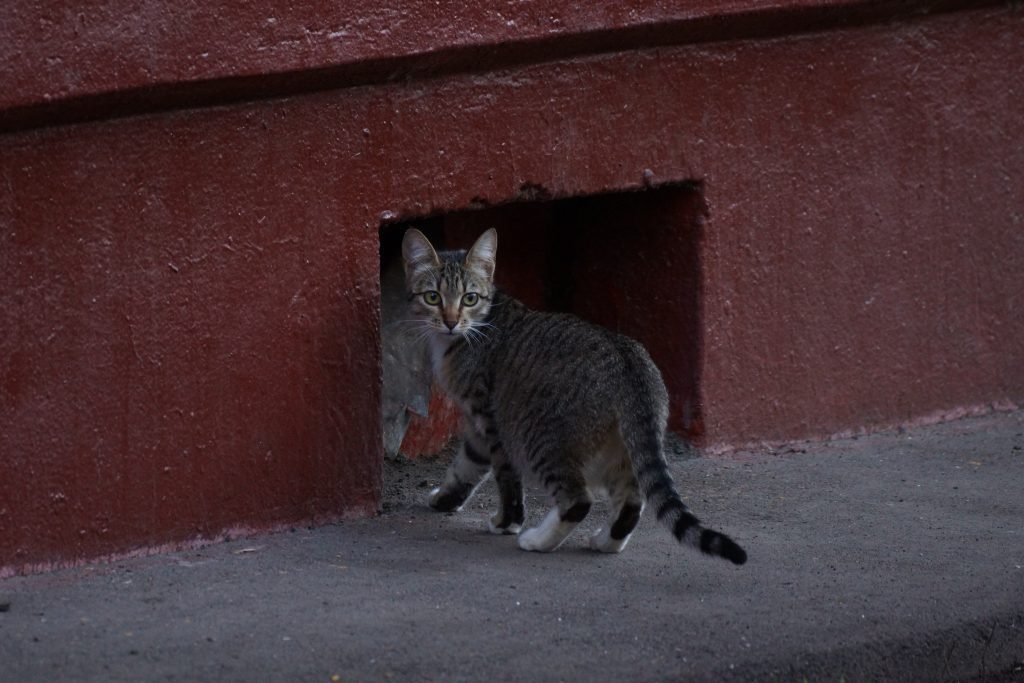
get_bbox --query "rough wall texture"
[2,2,1022,572]
[0,111,383,573]
[0,0,992,132]
[692,13,1024,446]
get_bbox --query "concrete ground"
[2,413,1023,682]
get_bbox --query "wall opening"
[380,182,707,458]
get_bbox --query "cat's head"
[401,228,497,341]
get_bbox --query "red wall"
[0,112,383,572]
[2,1,1022,573]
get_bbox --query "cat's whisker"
[387,319,436,329]
[408,324,440,345]
[399,323,428,339]
[387,323,428,339]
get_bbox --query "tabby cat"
[402,227,746,564]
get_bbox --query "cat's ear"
[402,229,441,284]
[465,228,497,281]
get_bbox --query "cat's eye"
[422,291,442,306]
[462,292,480,307]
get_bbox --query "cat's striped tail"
[641,464,748,565]
[616,344,747,565]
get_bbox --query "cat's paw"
[428,487,464,513]
[488,514,522,535]
[589,527,629,554]
[517,527,552,552]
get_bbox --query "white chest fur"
[428,334,455,386]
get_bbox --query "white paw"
[488,515,522,535]
[428,487,442,505]
[589,527,628,554]
[517,527,550,552]
[427,487,463,512]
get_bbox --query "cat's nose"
[443,318,458,331]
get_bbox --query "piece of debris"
[232,546,264,555]
[0,601,10,613]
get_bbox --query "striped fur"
[403,228,746,564]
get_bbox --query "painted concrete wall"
[2,1,1022,573]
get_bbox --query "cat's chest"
[432,339,491,415]
[429,337,467,391]
[427,336,452,381]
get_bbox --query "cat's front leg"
[487,446,525,535]
[428,436,491,512]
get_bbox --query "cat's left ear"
[465,228,497,281]
[402,228,441,284]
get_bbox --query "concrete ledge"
[0,0,999,132]
[2,412,1021,681]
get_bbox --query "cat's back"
[487,299,662,409]
[494,306,613,373]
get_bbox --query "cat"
[401,227,746,564]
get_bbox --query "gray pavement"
[2,412,1023,682]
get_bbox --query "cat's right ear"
[402,229,441,285]
[465,228,497,281]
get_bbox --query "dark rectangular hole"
[379,182,707,456]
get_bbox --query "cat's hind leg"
[518,473,592,552]
[590,488,644,553]
[488,454,525,534]
[428,437,491,512]
[583,435,644,553]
